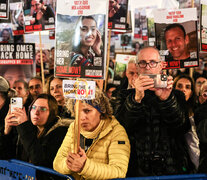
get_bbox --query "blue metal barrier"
[1,159,207,180]
[115,174,207,180]
[0,159,74,180]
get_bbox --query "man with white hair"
[114,46,194,176]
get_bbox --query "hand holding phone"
[10,97,23,124]
[143,74,168,88]
[11,97,23,112]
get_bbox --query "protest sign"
[63,80,96,100]
[154,8,198,69]
[0,0,9,20]
[201,0,207,52]
[23,0,56,32]
[55,0,107,79]
[0,43,36,86]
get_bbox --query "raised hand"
[133,74,154,103]
[92,30,102,56]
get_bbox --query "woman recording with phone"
[0,76,17,159]
[4,94,70,171]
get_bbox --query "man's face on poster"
[4,67,27,87]
[165,27,189,60]
[31,0,42,13]
[35,52,47,66]
[18,12,24,26]
[109,0,117,10]
[80,18,97,47]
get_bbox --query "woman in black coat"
[4,94,71,168]
[0,76,17,160]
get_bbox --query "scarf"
[80,120,105,139]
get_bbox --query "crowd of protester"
[0,46,207,179]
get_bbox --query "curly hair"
[65,88,113,119]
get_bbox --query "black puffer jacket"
[0,98,17,160]
[113,89,194,177]
[195,101,207,173]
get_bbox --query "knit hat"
[0,76,10,92]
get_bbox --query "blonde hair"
[65,88,113,119]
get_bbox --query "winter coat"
[113,89,194,177]
[0,98,17,159]
[16,117,73,168]
[195,101,207,173]
[53,117,130,180]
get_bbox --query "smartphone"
[143,74,168,88]
[10,97,23,113]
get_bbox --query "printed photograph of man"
[155,20,198,69]
[164,23,190,61]
[108,0,128,29]
[24,0,55,32]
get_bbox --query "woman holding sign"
[70,16,103,67]
[53,88,130,179]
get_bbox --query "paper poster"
[108,0,128,30]
[0,43,36,86]
[23,0,56,33]
[113,53,136,85]
[63,80,96,100]
[0,24,14,43]
[154,8,198,69]
[0,0,9,20]
[201,0,207,52]
[134,8,148,41]
[35,47,50,75]
[55,0,107,79]
[10,2,25,36]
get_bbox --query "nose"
[34,108,40,115]
[54,87,58,93]
[171,39,177,47]
[145,64,151,70]
[80,112,86,121]
[85,29,93,38]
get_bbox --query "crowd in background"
[0,46,207,179]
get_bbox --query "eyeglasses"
[29,84,41,90]
[31,105,48,112]
[137,60,161,68]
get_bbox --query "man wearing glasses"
[114,47,194,177]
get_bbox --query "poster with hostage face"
[154,8,199,69]
[0,23,14,43]
[55,0,107,79]
[0,0,9,19]
[23,0,56,32]
[10,2,25,35]
[0,43,36,87]
[201,0,207,52]
[108,0,128,30]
